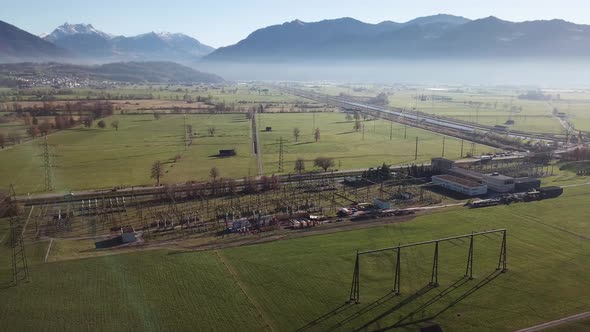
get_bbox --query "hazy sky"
[4,0,590,47]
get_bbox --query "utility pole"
[41,136,54,192]
[183,113,188,151]
[362,124,365,141]
[415,136,419,160]
[312,112,316,135]
[460,139,464,158]
[277,137,285,172]
[404,125,407,139]
[389,122,393,140]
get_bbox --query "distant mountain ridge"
[0,20,68,62]
[0,61,224,84]
[205,14,590,61]
[42,23,215,63]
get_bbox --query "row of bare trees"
[294,157,334,173]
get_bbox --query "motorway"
[277,85,571,143]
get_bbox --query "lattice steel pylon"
[10,216,30,285]
[41,136,54,192]
[7,185,30,285]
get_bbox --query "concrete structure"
[432,175,488,196]
[514,177,541,192]
[482,173,515,193]
[431,157,455,173]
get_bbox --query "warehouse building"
[481,173,515,193]
[432,175,488,196]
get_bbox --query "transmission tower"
[277,137,286,172]
[8,185,29,285]
[40,136,54,192]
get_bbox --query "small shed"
[121,226,136,243]
[373,198,391,209]
[219,149,236,157]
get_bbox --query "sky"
[3,0,590,48]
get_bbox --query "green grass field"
[0,113,494,194]
[258,113,492,174]
[0,114,257,194]
[1,185,589,331]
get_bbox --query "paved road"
[516,311,590,332]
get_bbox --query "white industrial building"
[481,173,515,193]
[432,175,488,196]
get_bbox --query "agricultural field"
[1,185,589,331]
[0,112,494,194]
[258,112,493,173]
[0,113,257,194]
[550,91,590,132]
[306,84,568,134]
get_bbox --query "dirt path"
[215,250,274,331]
[21,206,35,236]
[516,311,590,332]
[44,238,54,262]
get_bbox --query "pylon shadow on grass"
[299,285,434,332]
[0,280,16,290]
[294,303,353,332]
[345,285,436,332]
[372,270,503,331]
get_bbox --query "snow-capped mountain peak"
[45,23,113,42]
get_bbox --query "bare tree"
[293,127,301,142]
[27,126,40,138]
[227,178,237,194]
[8,132,20,145]
[294,158,305,173]
[208,127,216,137]
[39,121,52,136]
[345,113,353,121]
[111,120,119,131]
[314,157,334,172]
[314,128,320,142]
[151,161,163,186]
[153,112,161,120]
[353,120,362,132]
[210,167,219,181]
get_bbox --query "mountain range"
[0,21,215,63]
[43,23,215,63]
[205,14,590,61]
[2,15,590,64]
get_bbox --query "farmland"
[305,84,590,134]
[0,112,493,194]
[1,185,589,331]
